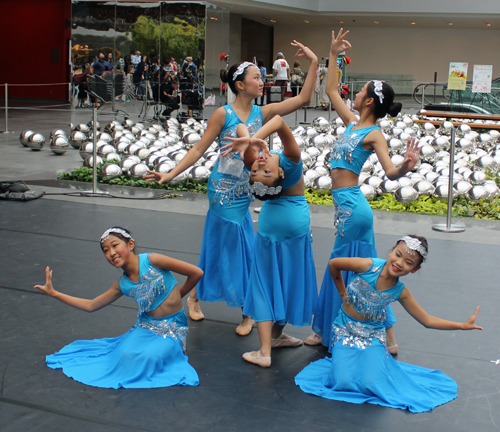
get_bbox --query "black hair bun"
[388,101,402,117]
[220,69,229,83]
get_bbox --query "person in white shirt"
[272,52,290,102]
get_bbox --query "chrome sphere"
[106,152,121,163]
[69,131,87,149]
[334,126,346,137]
[295,136,307,149]
[83,155,103,167]
[394,186,418,203]
[360,184,377,199]
[380,179,400,194]
[475,155,498,172]
[135,148,151,160]
[398,177,413,187]
[27,133,46,151]
[305,169,320,182]
[169,171,188,184]
[422,122,436,136]
[366,175,383,191]
[50,136,70,155]
[378,119,392,132]
[306,127,319,140]
[468,185,489,201]
[388,138,404,155]
[314,175,332,190]
[438,121,454,136]
[420,145,439,163]
[75,123,90,133]
[483,181,500,197]
[409,172,425,185]
[155,161,176,173]
[454,180,472,196]
[190,166,211,181]
[145,153,162,168]
[315,166,329,177]
[391,154,405,168]
[183,133,202,149]
[456,138,474,154]
[79,142,94,159]
[431,136,450,152]
[469,171,487,185]
[129,163,149,179]
[434,184,455,200]
[20,130,35,147]
[361,160,374,175]
[414,180,435,195]
[119,157,138,173]
[98,144,115,157]
[301,152,314,169]
[456,124,471,137]
[50,129,66,140]
[311,134,328,150]
[312,117,330,133]
[293,125,306,137]
[307,146,321,157]
[100,163,122,179]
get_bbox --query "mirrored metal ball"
[468,185,489,201]
[360,184,377,199]
[83,155,103,167]
[414,180,435,196]
[20,130,35,147]
[314,175,332,190]
[394,186,418,203]
[27,133,46,151]
[100,163,122,180]
[50,136,70,155]
[129,163,148,178]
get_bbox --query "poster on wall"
[447,62,468,90]
[472,65,493,93]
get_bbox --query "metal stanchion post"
[432,126,465,233]
[92,108,98,194]
[421,85,425,111]
[2,83,13,134]
[350,84,354,111]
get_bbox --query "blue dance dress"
[312,122,396,349]
[197,104,263,307]
[46,254,199,389]
[296,258,458,413]
[243,151,317,326]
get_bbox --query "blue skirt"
[312,186,396,349]
[46,309,199,389]
[243,196,317,326]
[296,309,458,413]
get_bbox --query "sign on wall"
[472,65,493,93]
[447,62,468,90]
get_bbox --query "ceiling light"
[339,21,344,24]
[374,21,379,24]
[448,22,453,25]
[410,22,416,25]
[270,19,276,23]
[486,23,491,26]
[304,20,309,23]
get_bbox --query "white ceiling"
[208,0,500,29]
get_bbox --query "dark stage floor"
[1,192,500,432]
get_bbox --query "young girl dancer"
[296,235,482,412]
[306,29,420,350]
[34,227,202,389]
[222,116,318,367]
[144,43,318,336]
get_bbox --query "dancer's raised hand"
[463,306,483,330]
[221,137,269,159]
[401,138,421,171]
[34,266,56,297]
[291,40,318,63]
[330,28,352,56]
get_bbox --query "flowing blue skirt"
[46,309,199,389]
[196,182,255,307]
[312,186,395,349]
[296,309,457,413]
[243,196,317,325]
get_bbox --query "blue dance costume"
[46,254,199,389]
[243,151,317,326]
[296,258,457,412]
[312,122,396,349]
[197,104,263,307]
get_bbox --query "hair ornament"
[232,62,254,81]
[100,228,134,243]
[251,182,282,197]
[399,235,427,261]
[372,80,384,104]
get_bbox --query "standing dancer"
[144,43,318,335]
[222,116,318,367]
[305,29,420,351]
[34,227,202,389]
[296,235,482,412]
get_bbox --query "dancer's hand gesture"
[463,306,483,330]
[34,266,56,297]
[221,137,269,159]
[291,40,317,63]
[143,170,173,185]
[330,28,352,56]
[401,138,421,171]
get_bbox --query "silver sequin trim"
[332,320,387,350]
[345,270,398,322]
[121,265,166,314]
[134,317,188,353]
[211,171,252,206]
[329,126,363,164]
[332,195,352,237]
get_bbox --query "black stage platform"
[1,196,499,432]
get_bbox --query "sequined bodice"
[329,122,379,175]
[345,258,404,322]
[119,254,177,314]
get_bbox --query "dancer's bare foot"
[187,296,204,321]
[386,327,397,355]
[304,333,323,346]
[242,350,271,368]
[236,317,255,336]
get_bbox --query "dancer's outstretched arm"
[261,41,318,123]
